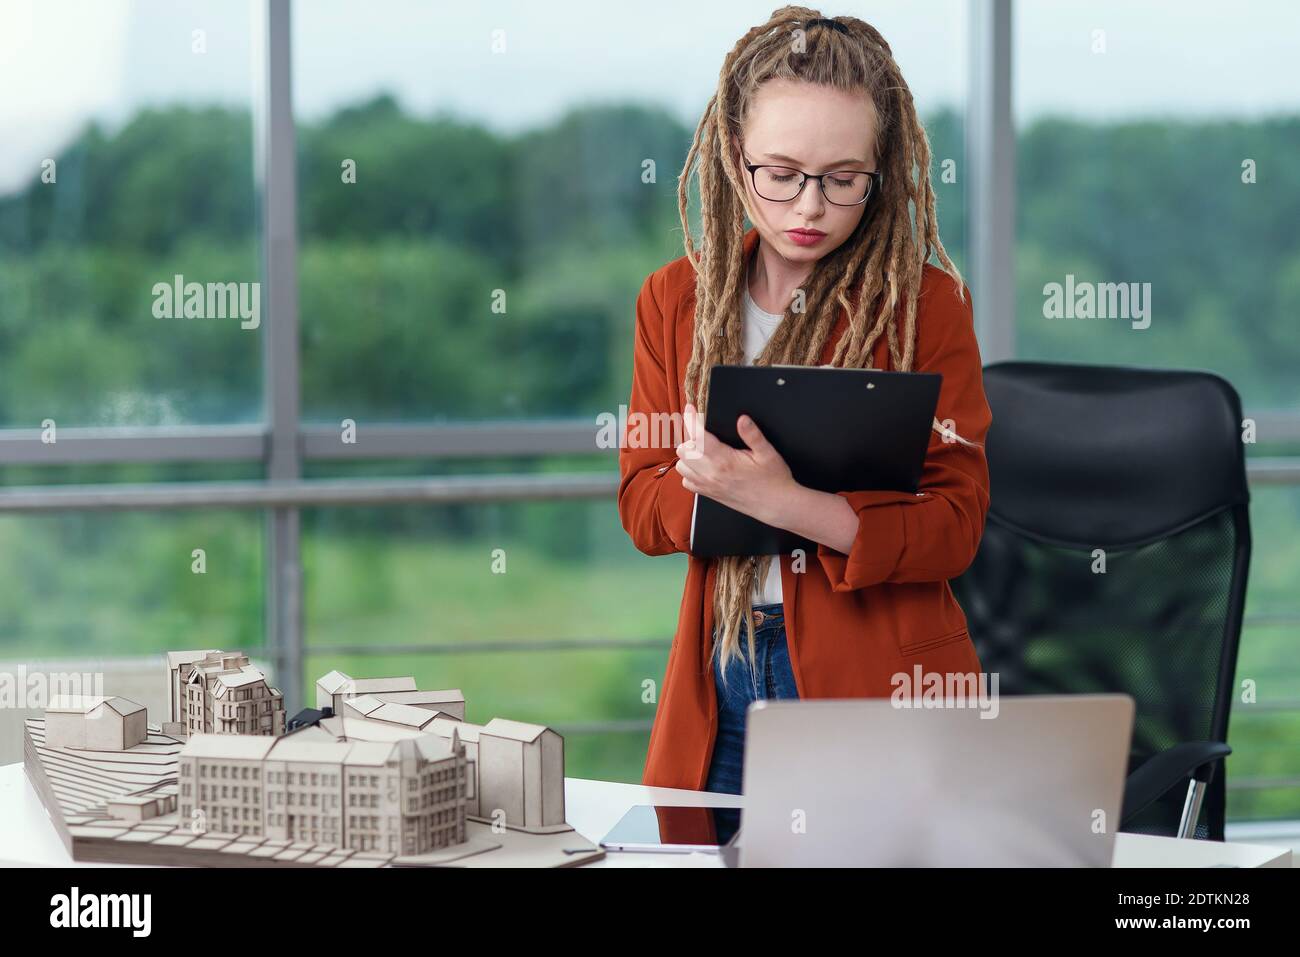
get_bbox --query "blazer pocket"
[898,626,971,656]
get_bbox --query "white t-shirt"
[687,276,788,606]
[743,280,785,605]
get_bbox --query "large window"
[2,0,963,771]
[0,0,262,426]
[291,0,968,423]
[5,0,1290,824]
[287,0,970,777]
[1014,0,1300,821]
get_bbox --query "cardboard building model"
[166,650,285,738]
[316,670,466,720]
[178,725,469,855]
[45,695,148,751]
[24,651,599,867]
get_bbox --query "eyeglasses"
[742,153,881,207]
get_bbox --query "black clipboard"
[689,365,942,557]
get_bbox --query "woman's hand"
[676,401,796,527]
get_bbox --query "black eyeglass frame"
[741,154,882,207]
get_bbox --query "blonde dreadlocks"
[676,7,968,680]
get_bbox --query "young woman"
[618,8,991,794]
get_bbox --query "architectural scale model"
[24,651,602,867]
[164,650,286,738]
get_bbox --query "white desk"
[0,763,1289,868]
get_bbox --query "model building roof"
[102,697,147,717]
[431,716,479,741]
[343,740,402,766]
[482,717,551,743]
[372,702,440,728]
[410,734,457,762]
[342,695,384,717]
[345,698,440,730]
[320,716,425,742]
[165,649,220,669]
[283,724,335,742]
[373,689,464,705]
[181,733,278,760]
[316,670,417,696]
[287,708,329,731]
[189,652,251,675]
[266,737,353,764]
[316,670,351,694]
[212,667,271,692]
[47,694,146,717]
[177,728,457,769]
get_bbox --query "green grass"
[0,499,1296,808]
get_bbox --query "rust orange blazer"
[617,226,992,792]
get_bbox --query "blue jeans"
[704,602,800,798]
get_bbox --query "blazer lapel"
[675,226,876,400]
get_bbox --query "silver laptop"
[735,694,1135,867]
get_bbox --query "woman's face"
[733,78,878,266]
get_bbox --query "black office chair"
[951,361,1251,840]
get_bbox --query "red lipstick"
[786,228,827,247]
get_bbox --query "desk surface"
[0,762,1288,868]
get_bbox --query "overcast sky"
[2,0,1298,193]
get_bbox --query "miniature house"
[23,655,600,868]
[44,695,148,751]
[368,689,466,719]
[171,650,285,737]
[164,649,218,725]
[177,723,468,855]
[380,714,565,828]
[430,716,482,816]
[106,783,178,823]
[310,713,481,811]
[477,719,565,829]
[340,695,447,731]
[315,670,465,720]
[316,670,415,714]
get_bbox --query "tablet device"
[690,365,942,557]
[599,804,742,853]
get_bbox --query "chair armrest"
[1120,740,1232,828]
